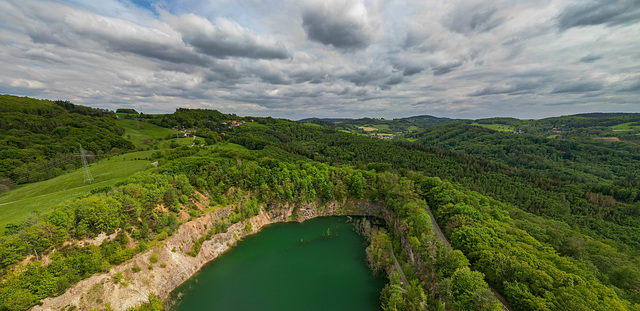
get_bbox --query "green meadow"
[115,114,178,146]
[471,123,515,132]
[0,153,150,229]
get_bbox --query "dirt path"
[425,207,451,246]
[425,207,514,311]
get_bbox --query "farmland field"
[357,126,378,132]
[471,123,515,132]
[610,122,640,131]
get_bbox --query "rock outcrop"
[32,199,384,311]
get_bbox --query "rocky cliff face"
[32,199,384,311]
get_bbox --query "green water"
[170,217,387,311]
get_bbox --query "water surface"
[171,217,386,311]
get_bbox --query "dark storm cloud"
[300,1,377,50]
[341,68,384,86]
[551,81,604,94]
[302,11,370,49]
[403,66,424,76]
[168,15,290,60]
[557,0,640,30]
[389,58,425,76]
[102,39,211,66]
[445,4,505,35]
[289,70,332,84]
[580,54,603,63]
[20,7,212,67]
[384,74,404,86]
[618,79,640,92]
[432,61,464,76]
[252,67,291,85]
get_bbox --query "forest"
[0,95,134,189]
[1,96,639,311]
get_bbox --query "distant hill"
[298,117,353,122]
[300,114,462,134]
[401,114,453,120]
[570,112,640,118]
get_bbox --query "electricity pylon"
[79,144,94,184]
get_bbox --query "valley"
[0,95,639,311]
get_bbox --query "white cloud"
[0,0,638,119]
[10,79,44,89]
[164,13,290,59]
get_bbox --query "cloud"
[551,80,604,94]
[470,80,541,96]
[580,54,603,63]
[13,1,210,66]
[10,79,44,89]
[556,0,640,30]
[402,65,424,76]
[432,61,464,76]
[617,78,640,92]
[0,0,639,120]
[166,14,291,59]
[301,0,379,49]
[444,3,505,35]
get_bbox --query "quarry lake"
[170,216,387,311]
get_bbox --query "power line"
[79,144,94,184]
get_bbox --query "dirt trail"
[389,242,409,288]
[425,207,514,311]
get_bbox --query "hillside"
[302,113,640,143]
[114,114,178,147]
[0,95,134,187]
[1,101,639,311]
[300,115,461,135]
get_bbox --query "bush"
[113,272,124,284]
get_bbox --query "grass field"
[546,135,559,139]
[175,137,196,146]
[0,152,151,229]
[471,123,515,132]
[373,124,390,131]
[358,126,378,132]
[610,122,640,131]
[115,115,177,146]
[0,132,247,230]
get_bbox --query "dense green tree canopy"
[0,95,134,185]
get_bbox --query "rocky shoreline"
[31,199,384,311]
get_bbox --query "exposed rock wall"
[32,199,384,311]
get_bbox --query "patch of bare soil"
[595,137,620,141]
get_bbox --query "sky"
[0,0,639,120]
